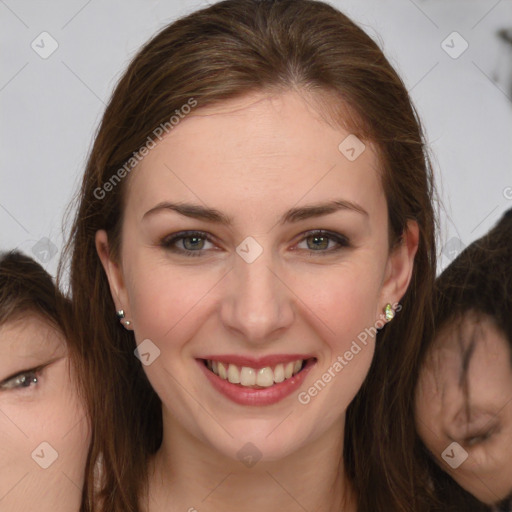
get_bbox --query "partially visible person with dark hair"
[415,208,512,511]
[0,250,91,511]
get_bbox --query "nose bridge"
[442,381,468,439]
[220,249,294,343]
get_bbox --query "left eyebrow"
[280,199,369,224]
[142,199,368,225]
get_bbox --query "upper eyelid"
[463,425,499,445]
[0,358,61,388]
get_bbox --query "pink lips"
[196,356,316,406]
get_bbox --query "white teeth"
[227,364,240,384]
[240,367,256,386]
[218,362,227,379]
[256,367,274,387]
[274,363,285,383]
[206,358,308,388]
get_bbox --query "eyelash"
[0,365,47,392]
[464,428,496,447]
[160,229,350,257]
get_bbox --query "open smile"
[196,356,317,406]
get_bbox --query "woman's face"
[98,90,417,463]
[415,314,512,505]
[0,315,90,510]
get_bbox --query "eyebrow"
[142,199,369,225]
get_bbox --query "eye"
[0,358,62,392]
[296,230,350,254]
[464,428,496,447]
[160,229,350,258]
[0,370,39,390]
[160,231,216,257]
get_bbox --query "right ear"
[95,230,130,314]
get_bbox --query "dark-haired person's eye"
[0,370,39,390]
[465,427,496,447]
[0,358,61,392]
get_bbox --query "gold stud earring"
[384,303,395,322]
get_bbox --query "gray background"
[1,0,511,277]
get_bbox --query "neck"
[145,411,357,512]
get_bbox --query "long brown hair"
[61,1,438,510]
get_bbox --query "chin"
[205,423,309,465]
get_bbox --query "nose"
[219,249,295,345]
[441,383,469,442]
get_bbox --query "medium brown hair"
[0,250,67,328]
[433,208,512,343]
[62,1,438,510]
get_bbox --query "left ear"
[377,220,419,320]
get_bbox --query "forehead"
[434,316,510,365]
[125,90,384,222]
[424,315,512,398]
[0,315,65,358]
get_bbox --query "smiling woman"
[61,1,438,511]
[0,251,90,511]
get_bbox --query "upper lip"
[198,354,315,369]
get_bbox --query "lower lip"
[197,359,316,406]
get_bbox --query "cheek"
[414,375,443,452]
[0,401,89,506]
[0,410,32,497]
[127,260,223,342]
[0,376,90,504]
[290,257,385,347]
